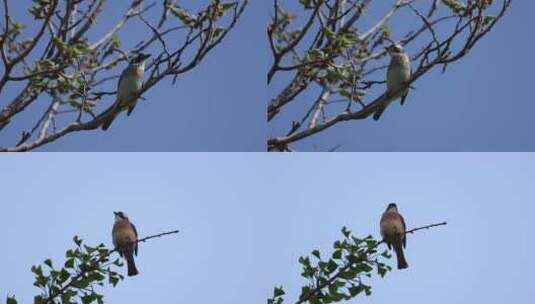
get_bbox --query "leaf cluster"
[6,236,124,304]
[268,227,392,304]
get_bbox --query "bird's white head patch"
[387,44,404,54]
[114,211,129,221]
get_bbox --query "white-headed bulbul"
[101,53,151,130]
[374,44,411,121]
[112,211,139,276]
[380,203,408,269]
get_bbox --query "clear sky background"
[269,0,535,151]
[1,1,266,151]
[1,153,534,303]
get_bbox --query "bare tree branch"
[267,0,512,151]
[0,0,248,151]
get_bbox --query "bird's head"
[386,203,398,211]
[131,53,151,64]
[386,44,404,55]
[114,211,129,221]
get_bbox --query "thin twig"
[43,229,179,304]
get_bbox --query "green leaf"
[111,34,121,49]
[483,15,496,26]
[6,296,17,304]
[73,235,82,246]
[332,249,342,260]
[274,286,285,297]
[311,249,321,259]
[381,24,391,38]
[113,258,123,267]
[81,294,93,304]
[326,259,337,273]
[31,265,41,275]
[341,226,351,238]
[109,274,120,287]
[59,269,71,283]
[348,285,363,296]
[377,264,388,277]
[339,269,357,280]
[169,6,198,27]
[299,0,315,9]
[88,272,105,282]
[221,2,238,11]
[43,259,53,268]
[60,292,72,304]
[33,295,43,304]
[356,263,373,273]
[300,286,312,299]
[65,258,75,268]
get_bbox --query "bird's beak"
[113,211,119,216]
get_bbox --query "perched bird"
[373,44,411,121]
[380,203,408,269]
[101,53,151,130]
[112,211,139,276]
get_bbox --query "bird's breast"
[386,59,411,94]
[380,212,405,240]
[112,221,137,247]
[117,72,144,106]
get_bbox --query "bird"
[380,203,408,269]
[373,43,411,121]
[112,211,139,276]
[101,53,151,131]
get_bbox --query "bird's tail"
[393,243,408,269]
[125,252,139,276]
[101,113,117,131]
[97,98,121,131]
[400,89,409,106]
[373,105,386,121]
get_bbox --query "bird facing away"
[380,203,408,269]
[373,44,411,121]
[112,211,139,276]
[101,53,151,131]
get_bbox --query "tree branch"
[295,221,447,304]
[267,0,512,151]
[0,0,249,151]
[42,229,180,304]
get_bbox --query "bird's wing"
[112,223,118,248]
[373,97,391,121]
[373,105,386,121]
[117,66,128,90]
[99,68,128,130]
[399,66,412,106]
[400,91,408,105]
[109,67,130,112]
[117,68,128,99]
[126,102,137,116]
[131,222,138,256]
[399,213,407,248]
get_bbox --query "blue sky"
[1,153,534,303]
[1,1,266,151]
[269,0,534,151]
